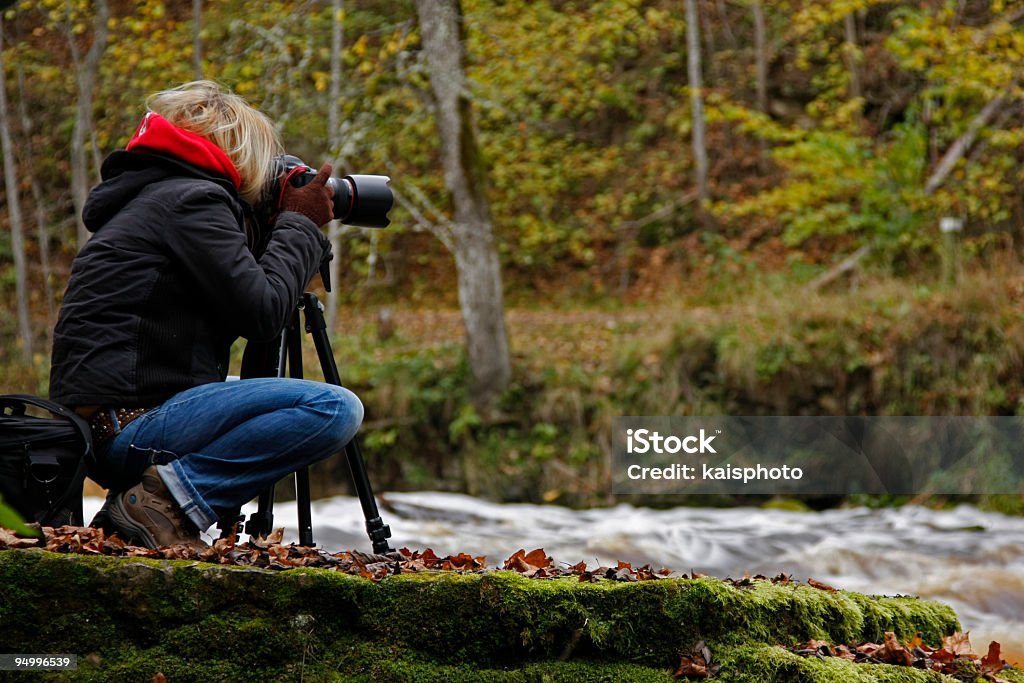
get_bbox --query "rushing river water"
[84,493,1024,663]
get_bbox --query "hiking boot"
[108,466,207,549]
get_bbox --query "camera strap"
[275,165,311,213]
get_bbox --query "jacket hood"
[82,113,244,232]
[128,112,241,189]
[82,150,242,232]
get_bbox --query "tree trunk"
[415,0,511,414]
[843,12,862,102]
[192,0,203,79]
[325,0,344,332]
[17,65,55,336]
[684,0,708,203]
[715,0,737,48]
[751,0,768,114]
[0,18,34,363]
[68,0,109,249]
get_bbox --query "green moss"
[0,550,1009,683]
[845,593,961,646]
[762,498,815,512]
[997,668,1024,683]
[366,660,676,682]
[724,645,952,683]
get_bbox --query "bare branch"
[616,191,699,233]
[807,245,871,292]
[387,182,456,253]
[924,86,1014,195]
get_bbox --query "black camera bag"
[0,394,93,527]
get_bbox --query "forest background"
[1,0,1023,510]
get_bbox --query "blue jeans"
[100,378,364,531]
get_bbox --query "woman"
[49,81,363,548]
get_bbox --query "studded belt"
[86,407,153,448]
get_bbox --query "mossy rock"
[0,549,995,682]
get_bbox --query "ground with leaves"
[1,525,1021,682]
[790,633,1015,683]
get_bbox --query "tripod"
[218,292,393,554]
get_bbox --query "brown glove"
[280,163,334,227]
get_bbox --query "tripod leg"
[280,308,317,546]
[302,293,393,554]
[295,467,314,547]
[217,510,245,540]
[344,438,393,554]
[246,308,304,542]
[245,487,276,540]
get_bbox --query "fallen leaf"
[875,631,915,667]
[807,578,837,592]
[524,548,553,568]
[675,641,721,679]
[674,654,710,678]
[981,641,1005,675]
[941,631,975,657]
[0,528,42,548]
[503,548,553,574]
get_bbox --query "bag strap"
[1,394,86,425]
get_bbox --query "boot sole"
[107,494,159,549]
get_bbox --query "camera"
[273,154,393,228]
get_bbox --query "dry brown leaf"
[906,632,925,651]
[876,631,915,667]
[524,548,553,568]
[675,641,721,679]
[0,527,42,548]
[674,654,711,678]
[941,631,975,657]
[981,641,1006,675]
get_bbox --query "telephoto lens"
[275,155,393,228]
[329,175,393,228]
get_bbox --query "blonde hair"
[146,81,281,203]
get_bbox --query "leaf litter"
[789,631,1014,683]
[0,524,1017,680]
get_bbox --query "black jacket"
[49,151,325,407]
